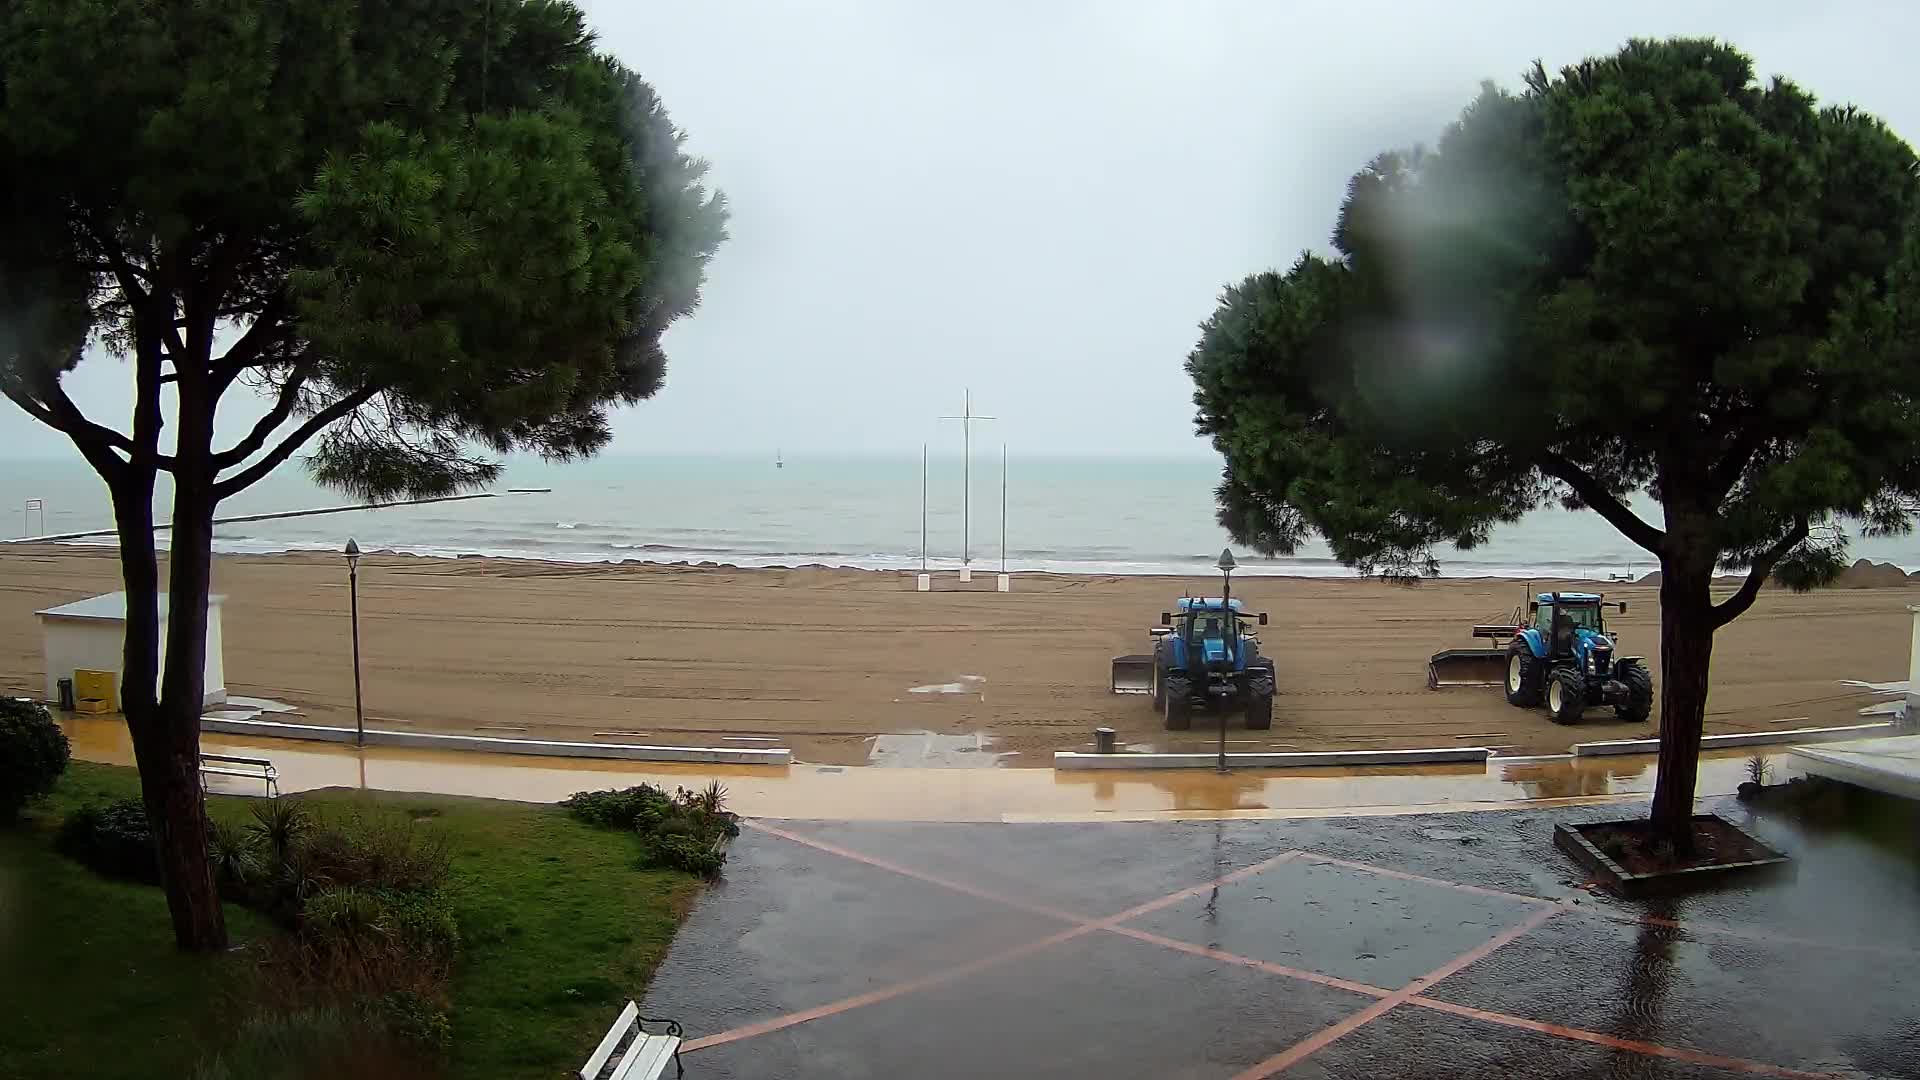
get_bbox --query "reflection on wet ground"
[60,716,1795,822]
[644,798,1920,1078]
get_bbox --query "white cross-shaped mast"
[940,388,996,571]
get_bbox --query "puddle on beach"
[866,731,1015,768]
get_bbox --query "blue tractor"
[1503,592,1653,725]
[1111,598,1275,730]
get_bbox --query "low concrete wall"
[1054,746,1491,770]
[1572,723,1895,757]
[199,717,792,765]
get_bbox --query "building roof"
[36,591,225,622]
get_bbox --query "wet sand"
[0,544,1907,764]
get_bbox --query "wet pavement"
[61,716,1801,822]
[642,796,1920,1079]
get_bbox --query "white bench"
[581,1000,683,1080]
[198,753,279,799]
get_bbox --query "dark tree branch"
[212,359,313,468]
[1711,519,1811,629]
[1,379,131,480]
[1708,426,1767,500]
[1539,451,1667,555]
[212,385,378,500]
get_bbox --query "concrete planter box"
[1554,815,1791,898]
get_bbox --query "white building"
[36,592,227,709]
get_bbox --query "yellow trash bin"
[73,669,118,713]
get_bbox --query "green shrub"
[282,885,458,1001]
[374,990,452,1051]
[561,784,673,830]
[209,819,263,898]
[568,782,737,876]
[0,697,70,822]
[640,831,725,878]
[248,799,312,861]
[295,814,450,895]
[56,798,160,882]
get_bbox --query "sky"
[5,0,1918,461]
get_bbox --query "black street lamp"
[1217,547,1236,774]
[345,537,365,748]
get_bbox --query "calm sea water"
[4,455,1918,578]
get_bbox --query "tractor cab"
[1532,593,1608,658]
[1167,597,1265,672]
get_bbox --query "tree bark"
[1648,549,1716,845]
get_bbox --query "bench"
[198,753,279,799]
[581,1001,683,1080]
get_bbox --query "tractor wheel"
[1505,641,1543,707]
[1245,662,1275,731]
[1548,668,1586,725]
[1615,662,1653,722]
[1163,674,1192,731]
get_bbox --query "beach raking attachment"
[1426,625,1523,688]
[1110,654,1155,695]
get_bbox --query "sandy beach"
[0,544,1908,765]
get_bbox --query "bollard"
[916,573,931,592]
[996,573,1010,592]
[959,567,973,583]
[1095,726,1117,754]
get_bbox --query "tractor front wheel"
[1505,642,1543,707]
[1548,668,1586,725]
[1163,674,1192,731]
[1245,662,1275,731]
[1615,663,1653,722]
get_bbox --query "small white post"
[917,573,932,592]
[960,566,972,583]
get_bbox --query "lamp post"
[345,538,365,748]
[1216,547,1236,774]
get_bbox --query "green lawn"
[0,762,705,1079]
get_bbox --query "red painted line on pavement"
[1301,851,1914,958]
[689,827,1305,1054]
[1406,998,1841,1080]
[1232,903,1569,1079]
[743,820,1086,924]
[1110,926,1392,999]
[705,827,1871,1078]
[1294,852,1554,906]
[681,922,1094,1052]
[1094,851,1302,925]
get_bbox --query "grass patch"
[3,762,706,1080]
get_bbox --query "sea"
[5,454,1919,579]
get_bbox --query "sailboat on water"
[775,448,783,469]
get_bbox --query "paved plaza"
[643,796,1919,1078]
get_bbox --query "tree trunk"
[149,371,227,951]
[109,464,227,951]
[1648,552,1716,845]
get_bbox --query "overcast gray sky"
[5,1,1915,460]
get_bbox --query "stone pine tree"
[1188,38,1920,837]
[0,0,727,949]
